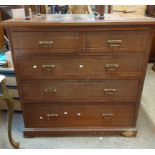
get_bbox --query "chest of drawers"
[1,14,155,137]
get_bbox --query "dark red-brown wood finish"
[1,13,155,137]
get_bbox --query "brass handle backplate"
[105,64,119,71]
[107,40,122,47]
[102,113,114,119]
[39,41,54,48]
[104,89,116,95]
[44,87,57,93]
[42,64,56,71]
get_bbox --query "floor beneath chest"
[0,63,155,149]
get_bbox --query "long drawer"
[12,31,80,55]
[84,30,148,53]
[25,104,134,128]
[20,80,139,102]
[18,54,143,80]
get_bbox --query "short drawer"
[12,31,80,55]
[20,80,139,102]
[18,54,143,80]
[25,104,134,128]
[84,30,148,53]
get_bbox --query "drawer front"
[25,104,134,128]
[21,80,139,102]
[84,31,148,53]
[18,54,143,79]
[12,31,80,54]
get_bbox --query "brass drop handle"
[47,113,59,119]
[104,89,116,95]
[42,64,56,71]
[102,113,114,119]
[39,41,54,48]
[109,44,120,47]
[107,40,122,47]
[105,64,119,71]
[44,87,57,93]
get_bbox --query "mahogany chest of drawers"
[1,14,155,137]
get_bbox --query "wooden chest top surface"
[1,12,155,27]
